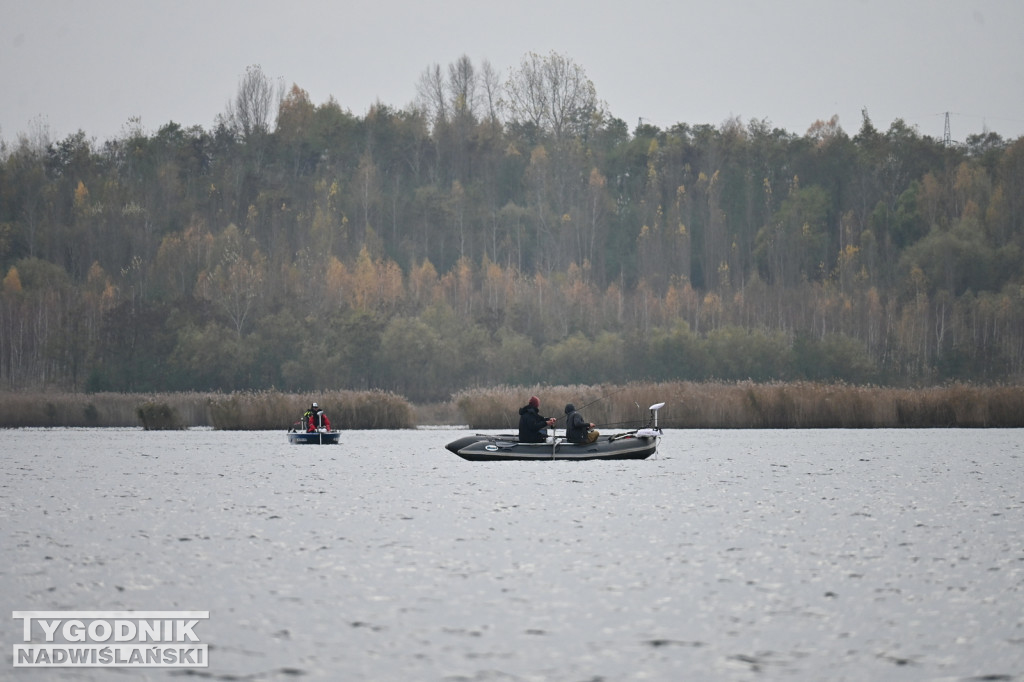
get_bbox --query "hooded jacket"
[518,403,549,443]
[564,403,589,443]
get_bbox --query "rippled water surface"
[2,427,1023,681]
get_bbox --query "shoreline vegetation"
[0,389,415,431]
[1,382,1023,430]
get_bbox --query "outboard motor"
[636,402,664,438]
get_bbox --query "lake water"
[1,427,1023,681]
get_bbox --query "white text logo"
[12,611,209,668]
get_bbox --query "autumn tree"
[276,84,317,176]
[194,225,266,337]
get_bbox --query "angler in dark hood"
[565,403,599,444]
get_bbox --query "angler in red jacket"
[306,402,331,432]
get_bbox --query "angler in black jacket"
[518,396,555,443]
[565,403,599,444]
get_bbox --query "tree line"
[1,54,1022,402]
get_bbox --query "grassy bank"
[0,390,415,430]
[452,381,1024,429]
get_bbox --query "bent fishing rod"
[549,385,635,424]
[588,399,678,431]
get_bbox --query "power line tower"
[943,112,951,146]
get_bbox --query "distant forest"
[1,55,1022,402]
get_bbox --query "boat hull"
[445,433,659,461]
[287,431,340,445]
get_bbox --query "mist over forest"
[2,55,1022,402]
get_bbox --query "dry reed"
[452,382,1024,429]
[455,383,680,431]
[0,392,211,428]
[2,383,1021,430]
[0,390,414,430]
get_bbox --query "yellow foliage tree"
[324,256,349,309]
[2,266,22,295]
[409,258,440,307]
[73,180,89,210]
[351,246,376,311]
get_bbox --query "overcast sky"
[3,0,1023,147]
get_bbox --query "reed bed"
[0,392,212,429]
[0,390,414,430]
[455,383,684,431]
[412,401,466,427]
[2,383,1021,430]
[452,382,1024,430]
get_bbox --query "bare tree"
[503,52,547,131]
[503,51,601,141]
[416,63,448,126]
[447,54,478,122]
[226,64,281,139]
[479,59,502,123]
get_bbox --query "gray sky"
[3,0,1023,146]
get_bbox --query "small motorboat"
[287,424,340,445]
[288,405,338,444]
[446,402,665,461]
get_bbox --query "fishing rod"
[550,385,632,423]
[594,419,652,429]
[593,399,677,431]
